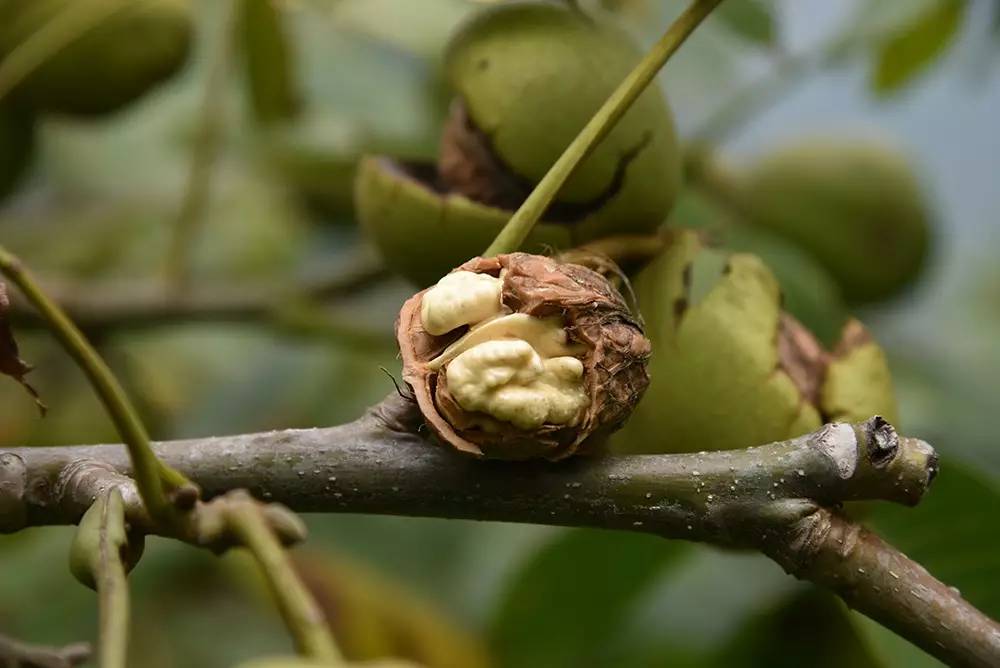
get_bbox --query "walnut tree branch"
[6,253,390,335]
[0,634,90,668]
[3,394,997,666]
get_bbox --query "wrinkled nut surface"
[398,253,651,460]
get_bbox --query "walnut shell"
[397,253,651,460]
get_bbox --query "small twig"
[7,255,391,334]
[69,489,133,668]
[164,0,239,291]
[224,492,341,662]
[0,247,194,527]
[0,634,90,668]
[485,0,726,256]
[0,0,134,104]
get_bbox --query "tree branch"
[5,254,391,335]
[0,634,90,668]
[225,492,340,661]
[69,489,133,668]
[3,394,995,665]
[764,508,1000,668]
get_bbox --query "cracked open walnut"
[397,253,651,460]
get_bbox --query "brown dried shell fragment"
[397,253,651,460]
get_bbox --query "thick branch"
[0,395,934,534]
[1,395,996,666]
[764,508,1000,668]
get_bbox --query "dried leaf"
[0,281,45,415]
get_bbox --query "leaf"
[0,279,45,415]
[289,549,491,668]
[237,0,301,124]
[713,588,885,668]
[850,613,945,668]
[714,0,775,47]
[868,457,1000,620]
[872,0,967,94]
[713,588,883,668]
[490,528,690,668]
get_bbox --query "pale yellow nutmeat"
[420,272,589,430]
[420,271,504,335]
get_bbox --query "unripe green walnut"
[613,230,898,454]
[0,0,193,116]
[356,1,681,286]
[739,140,933,304]
[669,186,850,346]
[0,104,34,203]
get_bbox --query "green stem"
[164,0,238,291]
[484,0,726,257]
[95,492,130,668]
[0,247,192,526]
[0,0,139,103]
[226,497,341,662]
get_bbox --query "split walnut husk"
[397,253,651,460]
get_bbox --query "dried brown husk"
[397,253,651,460]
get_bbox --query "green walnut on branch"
[0,0,193,116]
[614,230,898,454]
[669,186,850,346]
[356,0,681,286]
[736,139,934,305]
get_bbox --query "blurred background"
[1,0,998,666]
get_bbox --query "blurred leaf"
[849,613,944,668]
[289,549,491,668]
[869,457,1000,621]
[714,0,775,47]
[872,0,966,94]
[490,528,689,668]
[237,0,301,124]
[606,548,800,666]
[713,588,883,668]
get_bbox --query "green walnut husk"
[669,186,850,346]
[0,104,34,203]
[0,0,193,116]
[356,0,680,286]
[738,139,933,305]
[613,230,898,454]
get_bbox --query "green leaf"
[490,528,689,668]
[869,457,1000,621]
[714,0,775,47]
[714,588,884,668]
[850,613,945,668]
[872,0,966,94]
